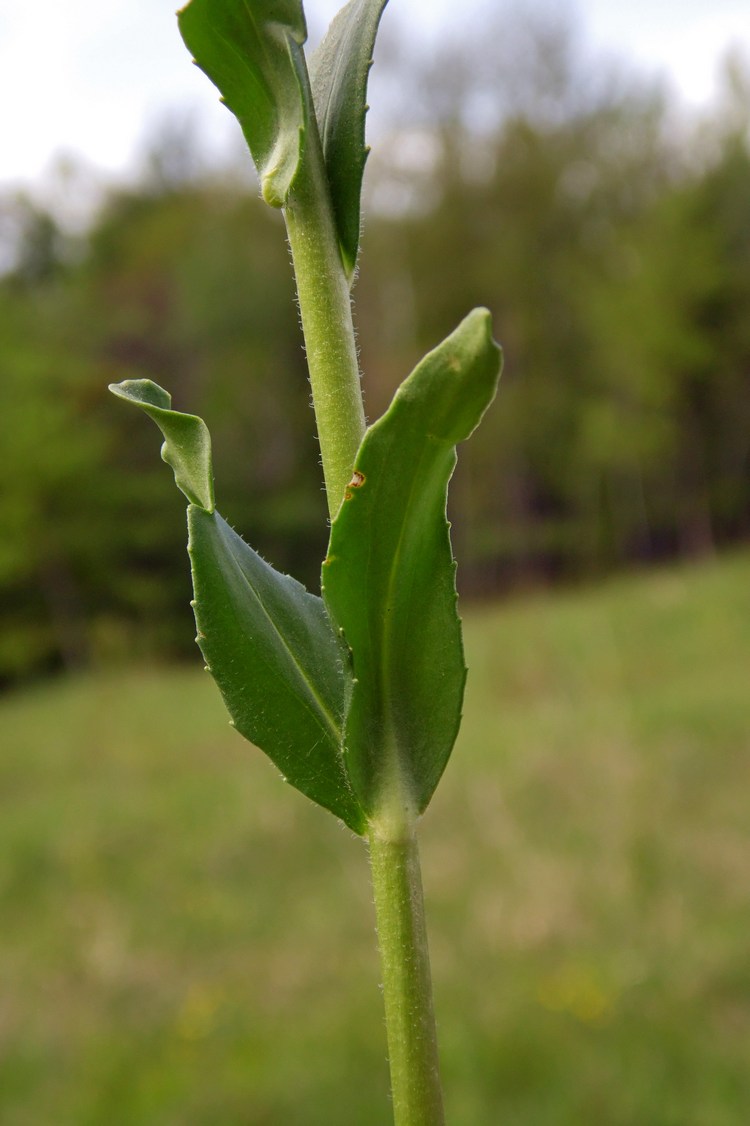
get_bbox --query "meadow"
[2,552,750,1125]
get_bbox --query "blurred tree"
[2,18,749,681]
[0,210,107,676]
[0,153,327,681]
[360,16,749,585]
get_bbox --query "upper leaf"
[309,0,389,277]
[322,309,502,821]
[177,0,308,208]
[109,379,215,511]
[109,378,365,834]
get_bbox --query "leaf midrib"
[215,3,276,124]
[316,1,363,155]
[218,519,344,751]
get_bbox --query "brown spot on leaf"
[344,469,366,501]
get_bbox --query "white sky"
[1,0,749,196]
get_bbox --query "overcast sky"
[2,0,749,197]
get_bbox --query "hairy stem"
[369,828,446,1126]
[284,116,366,519]
[287,77,444,1126]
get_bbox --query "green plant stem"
[369,828,446,1126]
[284,119,366,520]
[286,78,444,1126]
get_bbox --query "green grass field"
[2,553,750,1125]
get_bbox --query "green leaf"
[321,309,502,821]
[109,378,366,834]
[309,0,389,276]
[189,508,365,833]
[108,379,214,511]
[177,0,308,208]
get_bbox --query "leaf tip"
[469,306,503,362]
[109,378,172,411]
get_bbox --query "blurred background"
[2,0,750,1122]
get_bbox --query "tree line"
[2,18,749,681]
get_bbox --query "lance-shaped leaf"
[309,0,389,277]
[108,379,366,834]
[322,309,502,819]
[188,508,365,832]
[177,0,308,208]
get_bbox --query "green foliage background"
[2,14,750,1122]
[1,21,749,685]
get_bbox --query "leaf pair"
[110,311,501,834]
[178,0,388,273]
